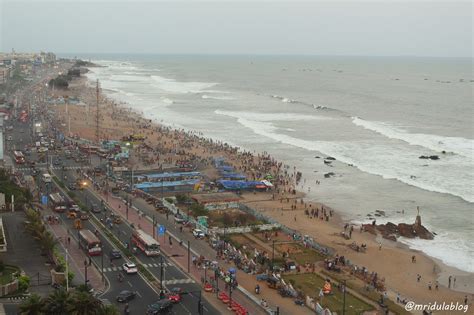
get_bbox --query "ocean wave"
[215,110,331,122]
[271,94,333,111]
[161,98,174,106]
[352,117,474,158]
[217,110,473,203]
[110,74,149,82]
[151,75,217,94]
[201,94,235,101]
[400,234,474,273]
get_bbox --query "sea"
[75,54,473,273]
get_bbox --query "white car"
[123,263,138,274]
[192,229,206,239]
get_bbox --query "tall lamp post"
[271,240,276,272]
[83,259,88,287]
[342,280,347,315]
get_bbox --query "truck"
[42,173,52,183]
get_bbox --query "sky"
[0,0,472,57]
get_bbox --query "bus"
[13,151,25,164]
[79,229,102,256]
[131,229,160,256]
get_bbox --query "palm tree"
[67,291,102,315]
[38,230,57,260]
[43,289,71,314]
[97,304,120,315]
[19,294,44,315]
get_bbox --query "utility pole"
[343,280,347,315]
[95,79,100,144]
[187,240,190,273]
[159,255,165,299]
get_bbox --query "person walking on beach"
[435,281,439,290]
[454,277,457,287]
[417,274,421,282]
[448,275,452,288]
[428,281,432,290]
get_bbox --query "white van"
[42,173,52,183]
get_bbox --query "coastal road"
[57,167,221,315]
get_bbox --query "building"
[192,192,242,210]
[0,67,9,85]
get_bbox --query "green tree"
[67,290,102,315]
[43,289,72,315]
[97,304,120,315]
[18,275,30,293]
[19,294,44,315]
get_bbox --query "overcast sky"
[1,0,472,57]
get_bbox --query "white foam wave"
[352,117,474,158]
[110,74,148,82]
[201,94,235,101]
[151,75,217,94]
[400,234,474,273]
[161,98,174,106]
[215,110,331,122]
[216,110,473,203]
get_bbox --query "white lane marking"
[127,281,132,287]
[136,291,142,298]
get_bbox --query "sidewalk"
[94,189,269,315]
[45,212,105,293]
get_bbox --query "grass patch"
[283,273,374,315]
[320,270,410,315]
[276,243,325,265]
[0,265,20,285]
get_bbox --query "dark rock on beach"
[419,155,440,160]
[326,157,336,161]
[362,214,434,241]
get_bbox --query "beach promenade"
[89,187,278,315]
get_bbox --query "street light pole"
[271,240,275,272]
[83,259,88,287]
[65,249,69,291]
[187,240,191,273]
[343,280,347,315]
[159,255,165,299]
[101,248,104,283]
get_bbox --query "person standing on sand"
[417,274,421,282]
[428,281,432,290]
[448,275,452,288]
[378,242,382,250]
[454,277,457,287]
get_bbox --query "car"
[54,206,67,213]
[174,215,186,224]
[53,159,61,166]
[122,263,138,274]
[79,211,89,220]
[166,287,183,303]
[91,206,101,214]
[7,136,12,141]
[68,183,77,190]
[69,204,80,212]
[109,250,122,260]
[146,299,173,314]
[116,290,137,303]
[192,229,206,239]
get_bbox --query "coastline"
[52,69,473,310]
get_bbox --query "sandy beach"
[51,71,473,313]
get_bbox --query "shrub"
[18,275,30,292]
